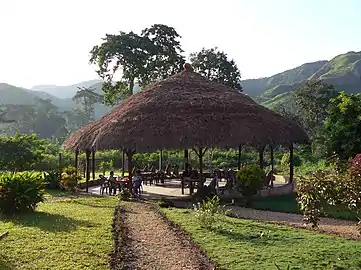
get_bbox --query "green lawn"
[0,196,117,269]
[163,208,361,270]
[235,194,358,221]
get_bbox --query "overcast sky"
[1,0,361,88]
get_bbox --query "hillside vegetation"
[242,51,361,109]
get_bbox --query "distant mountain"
[0,83,43,105]
[31,79,102,99]
[242,51,361,109]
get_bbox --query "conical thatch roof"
[63,64,308,152]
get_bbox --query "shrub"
[60,166,81,192]
[0,172,45,215]
[118,189,132,201]
[281,152,302,167]
[236,165,265,201]
[43,170,61,189]
[157,197,175,208]
[99,160,114,175]
[194,196,230,229]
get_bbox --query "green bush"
[99,160,114,175]
[43,170,61,189]
[236,165,265,201]
[60,166,81,192]
[194,196,230,229]
[118,189,132,201]
[281,152,302,167]
[0,172,45,215]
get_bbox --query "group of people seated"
[100,170,143,196]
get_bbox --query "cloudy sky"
[1,0,361,88]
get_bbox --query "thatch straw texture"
[63,65,308,153]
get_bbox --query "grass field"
[241,194,358,221]
[0,195,117,269]
[162,208,361,270]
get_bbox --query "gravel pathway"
[229,206,360,240]
[110,201,215,270]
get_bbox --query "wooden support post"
[193,147,208,189]
[92,148,96,180]
[85,150,91,193]
[184,149,189,169]
[159,150,163,171]
[122,149,125,177]
[74,149,79,173]
[270,145,274,172]
[238,144,242,170]
[289,143,294,183]
[259,146,265,169]
[126,150,135,191]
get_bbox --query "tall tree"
[321,92,361,161]
[140,24,185,86]
[72,87,102,123]
[90,24,185,105]
[189,47,242,91]
[293,80,337,137]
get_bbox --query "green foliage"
[321,92,361,161]
[60,166,81,192]
[236,165,265,200]
[0,171,45,215]
[194,196,230,229]
[118,189,132,201]
[99,160,114,175]
[280,152,302,167]
[0,134,46,172]
[296,158,361,232]
[190,47,242,90]
[293,80,337,137]
[157,197,175,208]
[90,24,184,105]
[72,86,103,123]
[43,170,61,189]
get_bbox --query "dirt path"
[110,200,215,270]
[229,206,360,240]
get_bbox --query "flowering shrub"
[194,196,230,229]
[60,166,82,192]
[0,172,45,215]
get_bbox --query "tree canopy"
[321,92,361,161]
[189,47,242,90]
[90,24,185,105]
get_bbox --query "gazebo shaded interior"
[63,64,308,192]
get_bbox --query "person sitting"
[264,170,275,188]
[108,171,118,195]
[132,170,143,195]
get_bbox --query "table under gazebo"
[62,63,308,193]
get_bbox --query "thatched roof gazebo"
[63,63,308,191]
